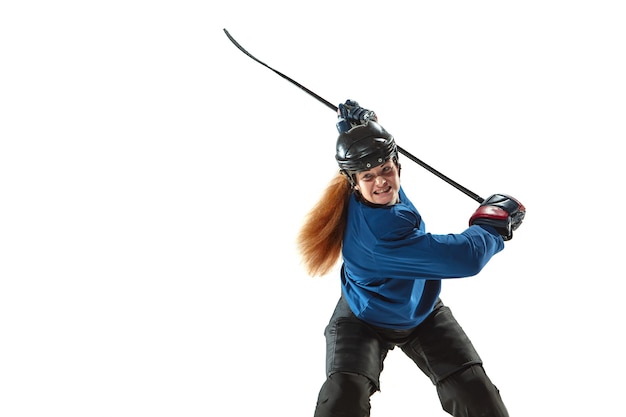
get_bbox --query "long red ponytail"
[297,173,352,277]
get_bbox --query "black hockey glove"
[336,99,378,133]
[469,194,525,241]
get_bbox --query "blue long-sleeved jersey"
[340,187,504,330]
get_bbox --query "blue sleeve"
[372,218,504,280]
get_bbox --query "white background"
[2,1,625,416]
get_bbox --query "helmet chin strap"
[340,169,357,188]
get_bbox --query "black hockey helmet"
[336,121,398,181]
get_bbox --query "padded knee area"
[314,372,374,417]
[437,365,509,417]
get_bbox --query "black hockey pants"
[313,296,509,417]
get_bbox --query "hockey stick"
[223,28,484,203]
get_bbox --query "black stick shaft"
[223,28,484,204]
[223,29,337,112]
[396,145,484,203]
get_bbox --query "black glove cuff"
[471,218,512,241]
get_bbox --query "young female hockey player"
[297,100,525,417]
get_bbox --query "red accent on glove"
[469,205,508,224]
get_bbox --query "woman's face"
[354,160,400,206]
